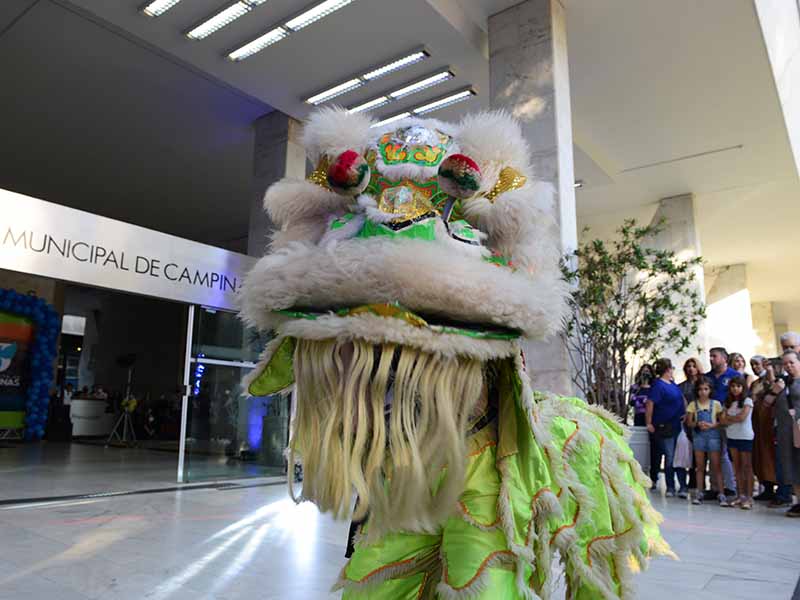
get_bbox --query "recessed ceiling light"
[347,69,454,115]
[348,96,391,114]
[228,26,289,61]
[188,2,250,39]
[228,0,353,60]
[412,89,475,115]
[361,50,429,81]
[187,0,271,40]
[141,0,182,17]
[371,112,412,128]
[306,79,364,105]
[285,0,353,32]
[303,48,430,105]
[389,71,453,99]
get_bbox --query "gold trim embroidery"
[484,166,527,202]
[307,155,332,190]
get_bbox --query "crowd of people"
[629,333,800,517]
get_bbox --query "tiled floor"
[0,445,797,599]
[0,442,278,500]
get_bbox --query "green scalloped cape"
[335,356,671,600]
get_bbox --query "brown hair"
[725,375,747,409]
[694,376,713,396]
[653,358,673,377]
[682,357,702,380]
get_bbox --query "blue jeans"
[651,434,677,492]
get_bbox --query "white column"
[247,111,305,257]
[705,263,758,362]
[648,194,707,365]
[489,0,576,395]
[751,302,778,357]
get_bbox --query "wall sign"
[0,189,256,311]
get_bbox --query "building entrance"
[178,306,286,482]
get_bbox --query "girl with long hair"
[721,376,755,509]
[685,377,726,505]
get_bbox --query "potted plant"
[561,219,705,468]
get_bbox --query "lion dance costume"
[239,108,670,599]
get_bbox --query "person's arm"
[764,379,785,406]
[645,400,655,433]
[685,405,697,428]
[726,402,752,423]
[719,404,730,426]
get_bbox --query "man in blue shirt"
[706,347,740,401]
[705,347,738,496]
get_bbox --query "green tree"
[561,219,705,420]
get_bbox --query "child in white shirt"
[722,376,754,509]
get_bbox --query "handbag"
[673,430,693,469]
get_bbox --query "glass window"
[190,307,268,363]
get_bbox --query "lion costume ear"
[302,106,374,166]
[245,337,296,396]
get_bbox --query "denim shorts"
[693,429,721,453]
[727,438,753,452]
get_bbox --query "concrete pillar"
[751,302,778,357]
[489,0,577,395]
[648,194,707,366]
[704,263,758,362]
[247,111,305,257]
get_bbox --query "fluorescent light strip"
[229,0,354,60]
[188,2,250,39]
[348,69,452,114]
[389,71,453,99]
[412,89,475,114]
[187,0,271,40]
[142,0,182,17]
[307,79,363,104]
[361,51,427,81]
[371,112,412,128]
[305,49,429,105]
[228,26,289,61]
[285,0,353,31]
[348,96,391,114]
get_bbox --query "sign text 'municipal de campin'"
[2,228,240,293]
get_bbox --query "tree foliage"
[561,219,706,419]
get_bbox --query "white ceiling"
[0,0,269,250]
[64,0,491,122]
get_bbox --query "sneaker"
[741,499,753,510]
[718,494,731,507]
[730,497,743,507]
[786,504,800,518]
[665,490,676,498]
[678,490,689,499]
[769,499,791,508]
[754,490,776,502]
[692,493,703,505]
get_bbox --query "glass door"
[177,306,288,482]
